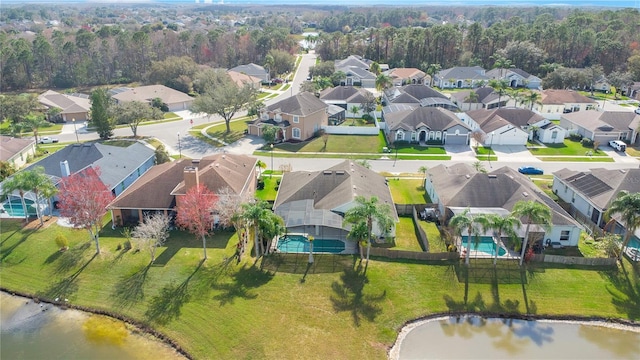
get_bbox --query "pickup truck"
[38,137,59,144]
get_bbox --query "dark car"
[518,166,544,175]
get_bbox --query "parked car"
[609,140,627,152]
[38,137,59,144]
[635,106,640,115]
[518,166,544,175]
[272,78,284,84]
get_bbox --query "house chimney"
[60,161,71,177]
[184,166,199,191]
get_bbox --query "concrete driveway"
[492,145,541,163]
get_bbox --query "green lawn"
[339,119,376,127]
[1,219,639,360]
[419,221,447,252]
[255,176,279,202]
[205,119,253,146]
[393,217,424,251]
[475,146,497,161]
[529,139,608,156]
[274,134,381,153]
[394,145,447,154]
[387,178,429,204]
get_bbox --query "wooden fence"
[412,206,429,252]
[369,247,458,261]
[530,254,616,267]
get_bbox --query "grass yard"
[1,219,639,360]
[531,176,558,201]
[626,146,640,157]
[387,178,429,204]
[255,176,279,202]
[394,144,447,154]
[475,146,497,161]
[538,156,615,162]
[529,139,608,156]
[393,217,424,251]
[339,118,376,127]
[205,119,253,146]
[274,134,381,153]
[419,221,447,252]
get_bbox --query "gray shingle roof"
[562,110,639,133]
[385,107,470,132]
[0,136,35,162]
[319,86,371,103]
[437,66,489,80]
[466,108,545,133]
[428,164,580,227]
[553,168,640,210]
[266,92,328,116]
[274,160,398,221]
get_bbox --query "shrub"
[362,114,373,123]
[568,133,583,141]
[257,178,265,190]
[580,138,594,147]
[55,234,69,251]
[276,178,281,185]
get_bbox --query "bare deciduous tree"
[214,186,249,230]
[131,213,171,264]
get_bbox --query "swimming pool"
[277,235,345,254]
[1,199,37,217]
[462,236,507,257]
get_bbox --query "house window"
[411,132,417,141]
[435,131,441,140]
[429,131,435,140]
[293,128,301,139]
[396,131,404,141]
[560,230,570,242]
[261,112,268,120]
[551,131,558,139]
[293,116,299,123]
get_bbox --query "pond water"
[0,292,185,360]
[391,315,640,360]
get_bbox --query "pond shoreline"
[388,312,640,360]
[1,288,194,360]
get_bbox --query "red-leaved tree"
[58,167,114,254]
[175,184,218,260]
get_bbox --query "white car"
[38,137,59,144]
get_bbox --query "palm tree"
[425,63,441,87]
[1,170,35,222]
[350,105,360,125]
[464,91,479,104]
[525,91,541,111]
[488,79,510,109]
[511,200,552,266]
[256,160,266,177]
[343,196,394,267]
[449,208,478,266]
[475,214,520,265]
[25,167,57,226]
[240,200,271,258]
[347,220,369,261]
[418,165,428,183]
[605,191,640,262]
[11,114,49,144]
[375,73,392,92]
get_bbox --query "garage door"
[445,134,468,145]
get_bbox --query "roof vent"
[192,159,201,164]
[488,174,497,178]
[465,174,470,179]
[323,170,332,175]
[619,169,626,173]
[336,170,345,175]
[522,191,529,197]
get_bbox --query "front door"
[419,131,427,142]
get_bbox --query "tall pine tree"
[90,88,114,139]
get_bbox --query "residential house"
[336,66,377,88]
[228,63,270,83]
[460,108,564,145]
[425,163,582,247]
[109,154,257,226]
[110,85,194,112]
[247,92,328,142]
[383,68,427,86]
[226,70,262,90]
[38,90,91,122]
[319,86,373,117]
[383,84,457,111]
[273,160,399,249]
[0,136,36,169]
[625,82,640,100]
[552,168,640,240]
[383,106,471,145]
[486,68,542,89]
[433,66,489,89]
[560,110,639,145]
[536,89,597,116]
[450,87,508,111]
[335,55,386,72]
[592,75,612,93]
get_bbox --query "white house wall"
[488,126,529,146]
[552,177,601,225]
[539,127,565,144]
[546,225,581,246]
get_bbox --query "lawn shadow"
[601,262,640,320]
[112,264,151,309]
[261,253,352,274]
[211,263,274,306]
[52,241,91,275]
[0,226,37,263]
[330,265,386,327]
[38,253,97,301]
[145,261,203,325]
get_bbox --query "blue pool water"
[628,237,639,250]
[277,235,345,254]
[2,199,37,217]
[462,236,507,257]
